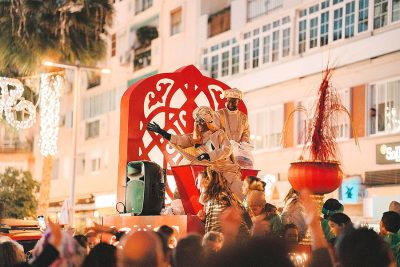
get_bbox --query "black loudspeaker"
[125,161,165,215]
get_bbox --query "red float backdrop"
[118,65,248,204]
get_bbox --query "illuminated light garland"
[0,77,36,130]
[39,74,63,156]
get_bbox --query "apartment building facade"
[27,0,399,224]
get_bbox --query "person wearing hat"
[147,106,244,200]
[217,88,250,144]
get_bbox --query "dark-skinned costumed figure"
[216,88,250,144]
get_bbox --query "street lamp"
[43,61,111,225]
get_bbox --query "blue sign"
[340,177,360,203]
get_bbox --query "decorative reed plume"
[306,68,337,161]
[282,67,358,162]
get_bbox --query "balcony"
[132,25,158,71]
[0,141,33,153]
[134,46,152,71]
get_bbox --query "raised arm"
[146,122,171,140]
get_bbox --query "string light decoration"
[38,74,63,156]
[0,77,37,130]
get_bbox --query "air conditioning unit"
[120,51,132,66]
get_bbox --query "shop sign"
[376,142,400,164]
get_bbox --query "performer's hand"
[147,121,162,134]
[146,122,171,140]
[197,153,210,161]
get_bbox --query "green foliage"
[0,167,39,219]
[0,0,114,77]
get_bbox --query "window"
[247,0,284,21]
[282,28,290,57]
[333,8,343,40]
[211,55,219,78]
[252,38,260,68]
[321,0,330,9]
[392,0,400,21]
[368,78,400,135]
[249,105,284,151]
[333,0,344,4]
[296,90,351,145]
[374,0,388,29]
[321,11,329,46]
[358,0,369,32]
[298,20,307,53]
[262,24,271,31]
[244,43,251,70]
[345,1,355,38]
[86,120,100,140]
[111,34,116,57]
[282,16,291,24]
[272,31,279,62]
[231,46,240,74]
[262,35,270,63]
[52,159,59,180]
[171,7,182,36]
[135,0,153,14]
[310,17,319,48]
[309,4,319,14]
[221,51,229,77]
[208,7,231,38]
[203,57,208,71]
[82,89,118,120]
[91,158,101,173]
[222,40,230,47]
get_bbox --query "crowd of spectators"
[1,184,399,267]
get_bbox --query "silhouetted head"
[337,228,392,267]
[81,242,116,267]
[380,211,400,235]
[206,236,294,267]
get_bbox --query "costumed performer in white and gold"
[217,88,250,143]
[146,106,244,200]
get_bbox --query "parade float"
[104,65,258,237]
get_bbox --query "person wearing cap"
[147,106,244,200]
[217,88,250,144]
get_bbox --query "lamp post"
[43,61,110,225]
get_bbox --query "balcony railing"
[0,141,33,153]
[134,46,152,71]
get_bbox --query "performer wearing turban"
[147,106,244,200]
[217,88,250,144]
